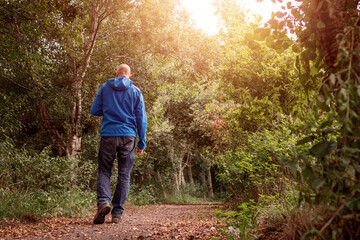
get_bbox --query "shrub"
[0,188,95,220]
[0,139,97,220]
[128,185,156,205]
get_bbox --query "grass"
[161,194,220,204]
[0,188,95,220]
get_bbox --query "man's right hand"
[136,148,144,155]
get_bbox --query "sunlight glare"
[181,0,219,35]
[181,0,286,35]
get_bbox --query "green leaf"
[312,178,325,190]
[292,43,302,53]
[345,197,358,209]
[299,73,309,89]
[247,40,260,50]
[329,74,336,85]
[253,28,271,41]
[301,50,317,61]
[288,161,299,178]
[303,227,326,240]
[346,165,355,179]
[267,18,279,29]
[291,8,301,18]
[282,41,292,50]
[245,32,254,40]
[317,94,325,103]
[287,20,294,28]
[310,65,318,76]
[296,136,313,146]
[266,36,282,50]
[310,141,336,158]
[317,21,326,29]
[303,166,315,183]
[275,48,286,54]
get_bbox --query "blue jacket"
[90,76,147,149]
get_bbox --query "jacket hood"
[106,76,133,91]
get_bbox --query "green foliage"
[0,2,358,239]
[216,185,302,240]
[216,128,296,199]
[216,201,259,240]
[0,139,97,220]
[0,188,95,220]
[0,139,98,191]
[129,185,156,206]
[254,0,360,237]
[0,141,69,191]
[162,194,211,204]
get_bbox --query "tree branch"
[6,79,33,92]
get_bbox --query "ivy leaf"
[291,8,301,18]
[267,18,279,29]
[253,28,271,41]
[292,43,302,53]
[247,40,260,50]
[310,141,336,158]
[282,41,292,50]
[287,20,294,29]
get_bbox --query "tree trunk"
[187,154,194,186]
[66,83,83,158]
[207,163,214,198]
[66,3,102,158]
[169,146,179,192]
[156,171,167,198]
[178,153,187,186]
[200,170,208,198]
[38,99,66,156]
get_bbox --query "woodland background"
[0,0,359,239]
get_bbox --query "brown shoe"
[93,202,111,224]
[111,216,121,223]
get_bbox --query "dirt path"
[0,204,224,239]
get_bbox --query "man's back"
[91,76,147,149]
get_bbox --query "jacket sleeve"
[90,85,104,116]
[134,90,147,149]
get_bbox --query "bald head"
[116,64,132,78]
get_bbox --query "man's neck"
[116,74,130,78]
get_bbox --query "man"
[90,64,147,224]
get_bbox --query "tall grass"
[0,188,95,220]
[0,140,97,220]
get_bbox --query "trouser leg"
[96,136,116,206]
[111,136,135,217]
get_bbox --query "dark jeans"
[96,136,135,217]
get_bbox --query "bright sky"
[181,0,284,35]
